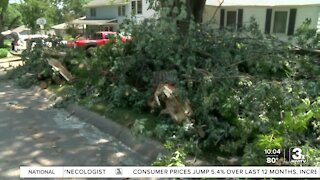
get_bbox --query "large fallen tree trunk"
[43,48,67,59]
[292,47,320,56]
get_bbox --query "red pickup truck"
[67,31,129,49]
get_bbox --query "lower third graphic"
[289,147,307,164]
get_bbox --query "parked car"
[67,31,131,56]
[66,31,130,55]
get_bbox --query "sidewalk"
[0,80,150,179]
[31,85,165,164]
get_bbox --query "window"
[131,0,142,15]
[220,9,243,30]
[137,0,142,14]
[90,8,96,17]
[226,11,237,27]
[131,1,136,15]
[118,6,126,16]
[273,11,288,33]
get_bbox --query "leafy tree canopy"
[19,0,88,33]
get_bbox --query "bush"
[0,48,9,58]
[63,34,74,41]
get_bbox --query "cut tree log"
[47,58,74,82]
[39,80,48,89]
[292,47,320,56]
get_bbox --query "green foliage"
[3,3,22,28]
[19,0,52,32]
[0,0,9,12]
[0,48,8,58]
[19,0,88,32]
[6,38,72,88]
[15,11,320,166]
[294,18,320,49]
[153,140,187,166]
[88,17,320,165]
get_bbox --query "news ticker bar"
[20,166,320,178]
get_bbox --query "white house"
[70,0,156,33]
[203,0,320,38]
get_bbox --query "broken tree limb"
[43,48,67,59]
[47,58,74,82]
[291,47,320,56]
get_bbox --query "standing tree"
[0,0,10,47]
[20,0,87,33]
[0,0,21,47]
[19,0,53,33]
[4,3,22,28]
[58,0,88,21]
[149,0,207,32]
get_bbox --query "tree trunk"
[0,0,9,48]
[164,0,207,33]
[186,0,206,23]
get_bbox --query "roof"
[51,23,84,30]
[52,17,86,29]
[12,25,30,33]
[206,0,320,6]
[51,23,68,30]
[69,19,118,26]
[84,0,128,8]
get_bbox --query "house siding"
[204,5,320,36]
[86,6,118,20]
[318,11,320,32]
[295,6,319,32]
[84,0,156,31]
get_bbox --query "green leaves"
[0,0,9,12]
[282,98,314,133]
[257,134,283,149]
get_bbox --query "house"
[52,17,86,37]
[69,0,156,34]
[203,0,320,38]
[12,25,30,35]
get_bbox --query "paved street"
[0,57,23,71]
[0,68,146,179]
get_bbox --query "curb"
[0,56,22,63]
[32,85,164,164]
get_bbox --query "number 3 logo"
[292,147,303,160]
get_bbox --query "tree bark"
[186,0,206,23]
[164,0,206,33]
[0,11,5,48]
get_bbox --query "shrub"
[63,34,74,41]
[0,48,9,58]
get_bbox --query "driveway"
[0,78,146,179]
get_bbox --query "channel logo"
[289,147,307,164]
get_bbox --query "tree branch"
[8,16,20,30]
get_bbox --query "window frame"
[131,0,142,15]
[118,5,126,16]
[271,9,290,34]
[226,10,237,28]
[224,9,238,29]
[90,8,96,17]
[137,0,142,14]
